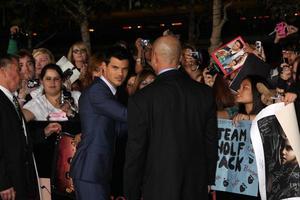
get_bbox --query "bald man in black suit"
[124,35,218,200]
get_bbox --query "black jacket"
[124,70,218,200]
[0,90,39,199]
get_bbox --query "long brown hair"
[213,74,235,110]
[81,52,104,89]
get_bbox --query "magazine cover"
[56,56,80,84]
[211,36,248,76]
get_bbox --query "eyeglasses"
[73,49,87,54]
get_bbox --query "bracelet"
[136,58,141,63]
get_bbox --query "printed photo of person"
[223,53,248,74]
[265,121,300,200]
[281,138,298,166]
[212,36,248,76]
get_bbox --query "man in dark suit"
[70,46,129,200]
[124,35,218,200]
[0,55,61,200]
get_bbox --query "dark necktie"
[13,95,23,119]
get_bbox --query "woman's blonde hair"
[32,48,55,63]
[67,41,90,64]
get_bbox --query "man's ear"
[1,67,8,79]
[99,62,106,73]
[152,51,158,67]
[179,54,183,64]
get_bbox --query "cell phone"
[255,41,262,53]
[275,22,288,38]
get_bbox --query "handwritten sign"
[212,119,258,197]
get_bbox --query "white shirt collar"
[100,76,117,95]
[158,67,177,75]
[0,85,14,103]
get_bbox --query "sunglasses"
[73,49,87,54]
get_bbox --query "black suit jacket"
[124,70,218,200]
[0,90,38,199]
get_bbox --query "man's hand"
[44,122,62,138]
[0,187,16,200]
[135,38,144,51]
[10,26,19,35]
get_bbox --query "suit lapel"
[0,90,29,145]
[0,90,21,120]
[96,78,115,97]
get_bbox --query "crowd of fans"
[2,22,300,199]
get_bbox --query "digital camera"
[207,63,219,76]
[141,39,150,48]
[191,51,200,60]
[27,79,40,88]
[63,68,74,81]
[255,41,262,53]
[60,89,74,105]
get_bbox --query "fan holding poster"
[212,36,248,76]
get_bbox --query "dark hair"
[40,63,63,80]
[282,43,300,53]
[239,75,268,115]
[103,45,131,65]
[182,43,196,51]
[213,74,235,110]
[133,69,156,93]
[18,49,35,66]
[235,40,244,49]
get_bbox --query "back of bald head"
[152,35,182,66]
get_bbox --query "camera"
[141,39,150,48]
[60,90,74,105]
[60,89,78,118]
[255,41,262,53]
[191,51,200,60]
[283,57,289,64]
[27,79,40,88]
[63,68,74,81]
[206,63,219,76]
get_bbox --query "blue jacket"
[70,78,127,184]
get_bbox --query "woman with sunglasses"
[67,41,90,91]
